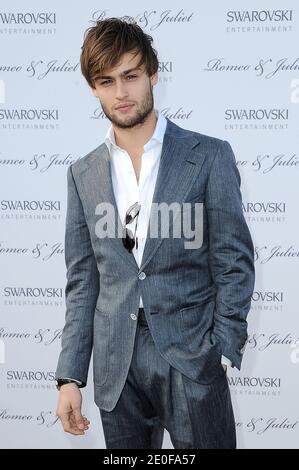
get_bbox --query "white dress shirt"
[104,108,167,309]
[104,109,231,368]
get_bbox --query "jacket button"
[130,313,137,320]
[138,272,146,280]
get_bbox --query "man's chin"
[112,114,142,129]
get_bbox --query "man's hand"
[56,383,90,435]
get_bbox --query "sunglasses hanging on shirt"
[122,201,141,253]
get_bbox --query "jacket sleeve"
[55,164,100,386]
[206,140,255,369]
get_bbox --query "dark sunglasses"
[122,201,141,252]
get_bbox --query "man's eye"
[100,75,137,86]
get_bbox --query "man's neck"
[112,109,157,154]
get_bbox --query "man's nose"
[115,80,129,99]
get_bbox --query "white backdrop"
[0,0,299,449]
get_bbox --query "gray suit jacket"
[55,118,255,412]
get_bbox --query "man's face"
[91,51,158,129]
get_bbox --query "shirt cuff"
[60,377,82,386]
[221,355,232,367]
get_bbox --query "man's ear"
[150,71,158,87]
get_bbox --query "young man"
[55,17,255,449]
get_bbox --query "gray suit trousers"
[99,308,236,449]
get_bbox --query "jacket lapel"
[92,143,140,271]
[139,125,204,271]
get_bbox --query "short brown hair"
[80,17,159,88]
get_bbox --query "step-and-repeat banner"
[0,0,298,449]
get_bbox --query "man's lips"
[115,103,134,110]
